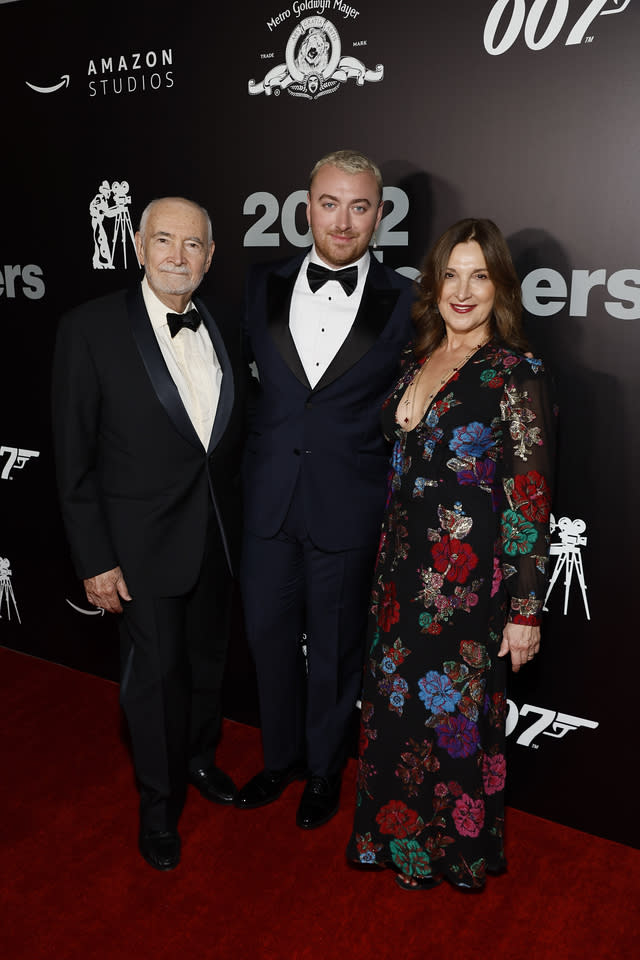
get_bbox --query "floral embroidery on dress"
[347,343,556,886]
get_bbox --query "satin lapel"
[266,263,311,390]
[126,286,202,450]
[314,259,401,392]
[195,296,235,454]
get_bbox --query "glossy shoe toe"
[296,775,341,830]
[395,872,443,892]
[234,764,306,810]
[139,830,181,871]
[189,765,237,804]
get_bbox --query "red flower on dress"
[452,794,485,837]
[511,470,551,523]
[482,752,506,795]
[376,800,422,838]
[376,581,401,632]
[431,535,479,584]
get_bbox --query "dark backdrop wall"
[1,0,637,848]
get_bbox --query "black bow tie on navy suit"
[306,262,358,296]
[166,308,201,337]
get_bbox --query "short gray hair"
[138,197,213,246]
[309,149,383,200]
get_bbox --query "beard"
[147,264,200,297]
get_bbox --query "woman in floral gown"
[346,219,556,892]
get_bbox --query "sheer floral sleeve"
[499,358,557,626]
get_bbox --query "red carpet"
[1,645,638,960]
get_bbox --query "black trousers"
[241,482,376,778]
[118,512,231,833]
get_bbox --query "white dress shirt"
[289,247,370,388]
[142,276,222,448]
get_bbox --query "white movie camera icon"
[543,514,590,620]
[0,556,21,624]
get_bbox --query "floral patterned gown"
[346,341,556,888]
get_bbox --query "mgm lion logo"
[249,16,383,100]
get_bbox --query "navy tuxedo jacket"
[243,251,414,552]
[52,284,246,595]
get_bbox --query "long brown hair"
[412,218,529,358]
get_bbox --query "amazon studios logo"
[249,3,383,100]
[25,46,174,98]
[483,0,630,55]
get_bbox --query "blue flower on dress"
[413,477,427,499]
[391,439,404,476]
[449,422,495,457]
[390,692,405,708]
[381,657,396,674]
[360,850,377,863]
[418,670,462,713]
[423,428,443,460]
[418,670,462,714]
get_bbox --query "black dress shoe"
[189,765,237,804]
[139,830,181,871]
[296,775,341,830]
[234,763,306,810]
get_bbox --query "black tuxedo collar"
[193,295,235,454]
[266,251,402,392]
[266,258,311,390]
[127,285,233,453]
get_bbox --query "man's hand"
[498,622,540,672]
[84,566,132,614]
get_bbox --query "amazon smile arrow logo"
[25,75,70,94]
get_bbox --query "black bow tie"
[306,262,358,297]
[166,308,201,338]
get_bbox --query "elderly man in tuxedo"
[52,197,245,870]
[236,150,414,828]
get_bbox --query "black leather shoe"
[234,764,306,810]
[296,775,341,830]
[139,830,181,871]
[189,765,237,804]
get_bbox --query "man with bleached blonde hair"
[235,150,413,829]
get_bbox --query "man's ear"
[134,232,145,266]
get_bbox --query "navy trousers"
[241,482,376,777]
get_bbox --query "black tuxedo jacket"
[52,284,246,595]
[243,251,414,552]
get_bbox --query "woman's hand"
[498,622,540,672]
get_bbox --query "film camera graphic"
[90,180,139,270]
[543,515,590,621]
[0,557,21,624]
